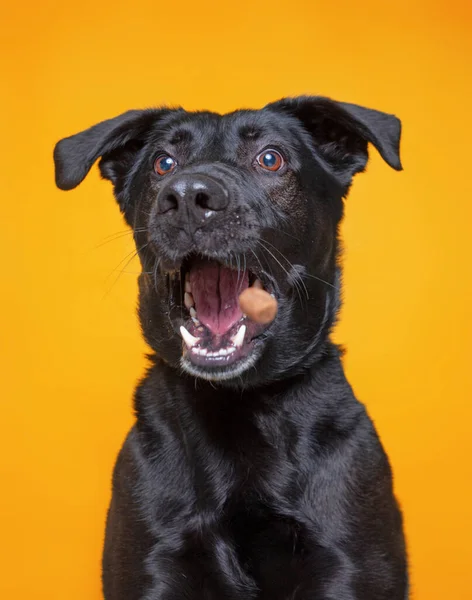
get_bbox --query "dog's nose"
[157,175,229,224]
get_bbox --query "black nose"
[157,175,229,227]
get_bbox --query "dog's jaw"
[162,254,277,381]
[180,348,261,382]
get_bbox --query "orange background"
[1,1,471,598]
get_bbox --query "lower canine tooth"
[180,326,199,349]
[253,278,263,289]
[232,324,246,348]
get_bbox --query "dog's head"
[54,97,401,386]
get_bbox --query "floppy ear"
[266,96,402,183]
[53,108,178,192]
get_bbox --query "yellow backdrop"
[1,1,471,598]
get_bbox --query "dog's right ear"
[265,96,402,186]
[53,108,178,192]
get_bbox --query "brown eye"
[154,155,177,175]
[256,149,284,171]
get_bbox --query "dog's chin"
[180,342,264,382]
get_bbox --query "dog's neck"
[136,339,346,418]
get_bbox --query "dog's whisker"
[258,238,309,301]
[102,239,151,298]
[242,253,247,294]
[102,245,148,299]
[141,238,155,275]
[257,240,308,307]
[253,245,279,299]
[249,249,265,277]
[101,228,132,240]
[93,229,147,250]
[261,238,336,293]
[264,226,302,243]
[302,272,337,289]
[108,270,149,275]
[178,264,183,324]
[236,254,241,289]
[153,256,161,294]
[100,227,144,242]
[104,244,147,284]
[96,231,133,245]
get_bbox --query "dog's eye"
[154,155,177,176]
[256,149,284,172]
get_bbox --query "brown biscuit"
[239,288,278,324]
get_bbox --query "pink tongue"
[189,261,248,335]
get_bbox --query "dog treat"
[239,288,278,324]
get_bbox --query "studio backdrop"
[1,1,471,598]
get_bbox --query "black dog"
[54,96,408,599]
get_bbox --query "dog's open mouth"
[173,256,272,371]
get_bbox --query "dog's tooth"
[227,346,236,353]
[252,278,263,289]
[184,292,194,309]
[180,326,199,349]
[232,324,246,348]
[190,307,199,325]
[185,278,192,293]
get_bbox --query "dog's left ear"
[266,96,402,183]
[54,108,180,201]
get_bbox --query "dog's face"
[54,97,401,386]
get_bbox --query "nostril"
[167,194,179,210]
[160,193,179,214]
[195,192,211,210]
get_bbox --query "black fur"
[54,96,408,599]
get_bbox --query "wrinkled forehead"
[147,109,302,163]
